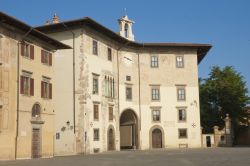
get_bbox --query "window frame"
[41,77,52,99]
[107,47,112,61]
[177,86,186,101]
[176,55,184,68]
[93,104,99,121]
[41,49,52,66]
[151,86,160,101]
[152,109,161,122]
[150,55,159,68]
[177,107,187,122]
[126,86,132,101]
[20,72,34,96]
[93,128,100,141]
[178,128,188,139]
[92,74,99,95]
[92,40,98,55]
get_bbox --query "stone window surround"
[177,106,187,123]
[176,85,186,101]
[150,55,159,68]
[150,84,161,101]
[150,106,162,123]
[178,128,188,139]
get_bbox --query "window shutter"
[21,43,25,56]
[49,53,52,66]
[30,45,34,60]
[41,81,44,98]
[49,83,52,99]
[30,78,34,96]
[41,50,44,63]
[20,76,24,94]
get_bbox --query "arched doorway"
[107,127,115,151]
[152,128,162,148]
[120,109,138,149]
[31,103,43,158]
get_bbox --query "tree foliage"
[200,66,250,134]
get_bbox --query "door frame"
[149,125,165,149]
[31,127,42,158]
[107,125,116,151]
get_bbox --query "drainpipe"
[61,23,76,134]
[15,27,33,160]
[137,43,144,149]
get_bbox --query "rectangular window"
[109,106,113,121]
[178,108,186,122]
[152,109,160,122]
[93,104,99,121]
[20,74,34,96]
[41,50,52,66]
[21,42,34,60]
[177,86,186,101]
[151,56,158,68]
[176,56,184,68]
[108,47,112,61]
[126,75,131,81]
[41,77,52,99]
[92,75,99,94]
[151,87,160,101]
[126,86,132,100]
[94,129,99,141]
[179,129,188,139]
[105,76,115,98]
[93,40,98,55]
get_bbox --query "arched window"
[32,104,41,118]
[124,23,129,38]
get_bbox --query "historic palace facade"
[0,11,211,160]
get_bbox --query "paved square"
[1,148,250,166]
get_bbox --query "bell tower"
[118,15,135,41]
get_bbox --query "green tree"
[200,66,250,135]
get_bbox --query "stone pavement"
[1,148,250,166]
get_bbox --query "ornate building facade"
[36,15,211,155]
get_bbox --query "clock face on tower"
[122,54,133,66]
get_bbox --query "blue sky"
[1,0,250,95]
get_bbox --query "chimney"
[53,14,60,23]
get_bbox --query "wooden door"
[152,129,162,148]
[108,128,115,150]
[32,128,41,158]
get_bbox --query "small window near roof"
[93,40,98,55]
[151,56,158,68]
[176,56,184,68]
[108,48,112,61]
